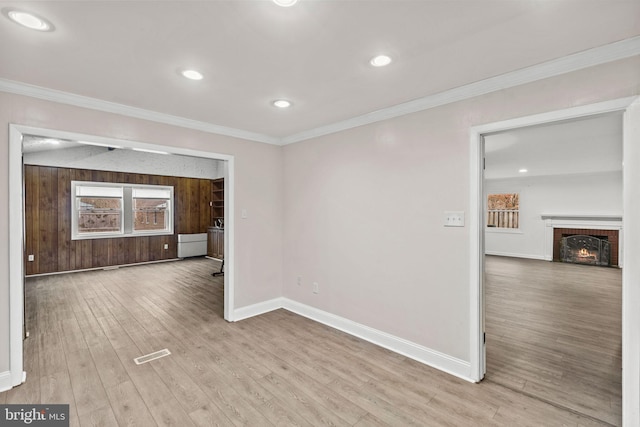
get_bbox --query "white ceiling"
[1,1,639,143]
[484,113,623,180]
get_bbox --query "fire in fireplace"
[560,235,610,266]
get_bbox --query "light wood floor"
[1,258,618,426]
[485,255,622,426]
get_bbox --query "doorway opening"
[7,124,236,390]
[482,111,623,424]
[469,96,640,425]
[483,112,622,425]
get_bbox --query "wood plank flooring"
[485,255,622,426]
[2,257,618,426]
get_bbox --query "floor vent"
[134,348,171,365]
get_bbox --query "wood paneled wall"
[24,165,214,275]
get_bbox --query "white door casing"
[469,96,640,426]
[7,124,236,389]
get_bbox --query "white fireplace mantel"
[542,214,623,267]
[541,214,622,222]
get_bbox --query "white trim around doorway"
[7,124,236,389]
[469,96,640,426]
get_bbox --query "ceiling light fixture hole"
[370,55,392,67]
[273,0,298,7]
[273,99,292,108]
[5,9,53,31]
[181,69,203,80]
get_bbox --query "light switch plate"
[444,211,465,227]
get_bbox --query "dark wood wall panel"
[57,167,71,272]
[24,165,213,276]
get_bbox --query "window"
[72,181,173,240]
[487,193,519,229]
[74,184,123,237]
[132,187,171,232]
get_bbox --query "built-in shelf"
[208,178,224,259]
[211,178,224,224]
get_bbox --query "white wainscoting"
[233,298,473,382]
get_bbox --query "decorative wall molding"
[1,37,639,147]
[233,297,473,382]
[0,79,280,146]
[282,36,640,144]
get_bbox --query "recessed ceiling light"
[273,99,292,108]
[273,0,298,7]
[5,9,53,31]
[181,69,203,80]
[518,168,528,173]
[370,55,392,67]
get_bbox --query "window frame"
[486,192,521,231]
[131,186,173,236]
[71,181,174,240]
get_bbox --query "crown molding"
[1,36,638,147]
[0,79,281,145]
[281,36,640,145]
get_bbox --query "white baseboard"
[26,258,181,277]
[232,297,472,382]
[485,251,546,261]
[0,370,12,392]
[232,297,284,321]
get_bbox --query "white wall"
[485,171,622,259]
[23,145,225,179]
[0,92,284,374]
[1,56,638,382]
[282,56,640,367]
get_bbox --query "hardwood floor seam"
[484,378,617,427]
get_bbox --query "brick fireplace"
[542,214,622,268]
[553,228,619,266]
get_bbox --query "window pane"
[133,198,169,231]
[72,181,173,240]
[76,185,123,198]
[487,193,519,229]
[77,197,122,234]
[132,187,171,199]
